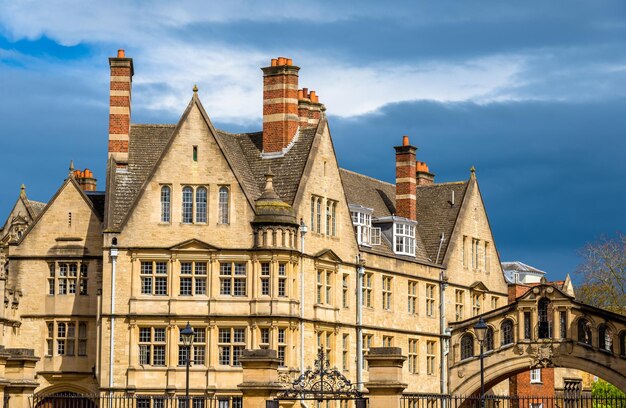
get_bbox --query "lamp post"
[474,317,488,408]
[181,322,195,407]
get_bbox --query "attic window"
[192,146,198,162]
[349,205,373,246]
[394,221,416,256]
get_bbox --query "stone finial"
[470,165,476,174]
[20,184,26,198]
[193,84,198,93]
[69,160,75,177]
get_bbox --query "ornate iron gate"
[267,350,367,408]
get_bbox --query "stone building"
[1,50,513,401]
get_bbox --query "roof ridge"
[216,129,263,137]
[416,181,467,187]
[131,124,177,128]
[339,168,395,187]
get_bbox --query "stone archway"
[448,282,626,396]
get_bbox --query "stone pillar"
[238,349,283,408]
[365,347,407,407]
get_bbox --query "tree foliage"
[576,232,626,315]
[591,378,626,398]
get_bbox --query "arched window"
[160,186,171,223]
[619,331,626,357]
[599,324,613,352]
[485,327,494,352]
[460,334,474,360]
[538,298,551,339]
[577,318,592,346]
[501,319,514,346]
[196,187,207,223]
[218,187,229,224]
[182,187,193,223]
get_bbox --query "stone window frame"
[178,261,208,296]
[138,326,167,366]
[140,260,168,296]
[217,327,246,366]
[219,262,247,297]
[501,319,514,346]
[460,333,474,361]
[425,283,436,317]
[382,275,393,311]
[178,326,207,366]
[48,260,89,296]
[455,289,465,320]
[160,185,171,223]
[362,272,373,308]
[45,320,88,357]
[218,186,230,224]
[181,185,209,224]
[408,280,418,315]
[408,338,419,374]
[426,340,436,375]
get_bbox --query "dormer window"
[394,221,416,256]
[350,205,373,246]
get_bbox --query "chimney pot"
[310,91,318,103]
[286,58,293,66]
[117,49,125,58]
[403,135,409,146]
[271,58,278,67]
[303,87,308,98]
[298,89,304,99]
[278,57,286,65]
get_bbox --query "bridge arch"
[449,282,626,396]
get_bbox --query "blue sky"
[1,1,625,281]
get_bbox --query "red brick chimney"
[73,168,97,191]
[108,49,134,165]
[297,88,324,128]
[416,161,435,186]
[395,136,417,220]
[262,57,300,155]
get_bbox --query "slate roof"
[340,168,468,265]
[108,124,176,229]
[414,181,469,263]
[217,127,317,205]
[25,199,47,218]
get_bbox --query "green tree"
[576,232,626,315]
[592,378,625,398]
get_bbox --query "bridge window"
[524,312,532,340]
[559,311,567,339]
[620,331,626,357]
[599,324,613,352]
[460,334,474,360]
[577,318,592,346]
[484,327,494,352]
[537,298,551,339]
[501,320,514,346]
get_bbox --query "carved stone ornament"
[529,343,558,368]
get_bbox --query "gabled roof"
[107,124,175,230]
[414,181,469,263]
[106,95,319,231]
[339,168,468,264]
[15,177,103,244]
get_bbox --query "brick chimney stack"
[73,168,97,191]
[395,136,417,220]
[297,88,324,128]
[416,161,435,186]
[261,57,300,155]
[108,49,134,165]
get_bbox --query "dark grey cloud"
[328,98,626,280]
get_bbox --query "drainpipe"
[356,254,365,391]
[299,220,308,408]
[439,270,449,398]
[109,240,118,395]
[299,220,308,374]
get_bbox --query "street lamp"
[474,317,488,408]
[181,322,195,407]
